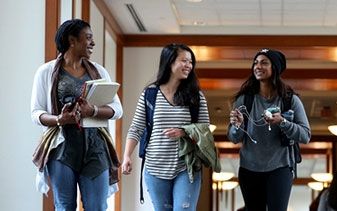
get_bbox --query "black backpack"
[243,93,302,178]
[138,85,199,203]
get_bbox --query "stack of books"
[81,79,120,127]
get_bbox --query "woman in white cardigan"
[31,19,122,211]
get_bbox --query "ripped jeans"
[144,168,201,211]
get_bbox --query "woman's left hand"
[265,112,283,125]
[77,97,94,118]
[163,128,186,139]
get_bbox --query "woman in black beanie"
[227,48,311,211]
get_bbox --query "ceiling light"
[212,172,234,181]
[212,183,218,190]
[209,124,217,133]
[311,172,333,183]
[328,125,337,136]
[193,21,205,26]
[308,182,324,191]
[221,181,239,190]
[186,0,203,2]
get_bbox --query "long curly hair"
[151,43,200,107]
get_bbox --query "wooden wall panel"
[45,0,60,62]
[44,0,61,210]
[114,43,123,211]
[123,35,337,47]
[81,0,90,22]
[196,68,337,79]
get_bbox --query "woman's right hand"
[229,108,244,128]
[122,156,132,175]
[57,102,79,125]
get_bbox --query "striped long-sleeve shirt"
[127,89,210,179]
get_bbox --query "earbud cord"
[237,105,268,127]
[235,126,257,144]
[234,105,270,144]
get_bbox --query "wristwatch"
[280,117,287,127]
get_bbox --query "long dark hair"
[50,19,101,114]
[234,52,295,101]
[152,43,200,106]
[328,171,337,209]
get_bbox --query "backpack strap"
[282,92,292,112]
[139,86,158,158]
[281,92,301,178]
[139,85,158,204]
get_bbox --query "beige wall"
[121,47,160,211]
[0,0,45,210]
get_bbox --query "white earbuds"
[263,110,274,131]
[264,110,273,118]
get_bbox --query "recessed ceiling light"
[186,0,203,2]
[193,21,205,26]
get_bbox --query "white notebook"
[85,80,120,106]
[80,79,120,127]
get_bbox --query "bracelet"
[56,116,61,127]
[280,117,287,127]
[92,105,99,117]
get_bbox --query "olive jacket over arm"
[179,123,221,182]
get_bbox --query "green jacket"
[179,123,221,182]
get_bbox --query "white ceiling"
[105,0,337,35]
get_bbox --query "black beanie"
[253,49,286,75]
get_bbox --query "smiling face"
[170,50,193,81]
[71,27,95,59]
[253,54,273,81]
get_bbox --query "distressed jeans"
[144,168,201,211]
[47,160,109,211]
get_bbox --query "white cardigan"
[31,59,123,128]
[30,59,123,195]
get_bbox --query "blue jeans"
[47,160,109,211]
[144,168,201,211]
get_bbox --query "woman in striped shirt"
[122,43,210,211]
